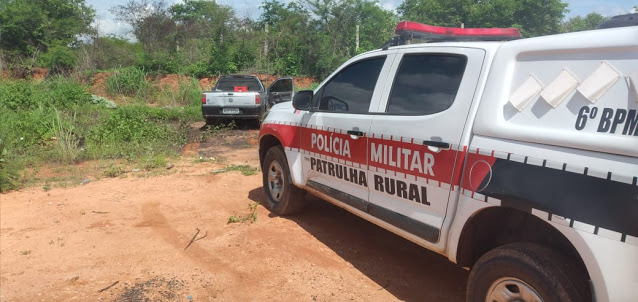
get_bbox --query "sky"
[86,0,637,38]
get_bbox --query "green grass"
[103,164,125,178]
[105,67,149,99]
[0,76,202,192]
[227,202,259,224]
[220,164,258,176]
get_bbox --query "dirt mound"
[32,67,47,80]
[158,74,193,90]
[89,72,110,97]
[84,72,317,99]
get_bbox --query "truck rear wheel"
[262,146,305,215]
[467,242,589,302]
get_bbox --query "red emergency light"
[383,21,521,49]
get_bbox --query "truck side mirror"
[292,90,313,111]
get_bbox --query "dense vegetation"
[2,0,632,79]
[0,75,203,191]
[0,0,635,192]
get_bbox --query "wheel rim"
[267,160,285,202]
[486,277,542,302]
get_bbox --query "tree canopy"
[1,0,634,78]
[398,0,568,37]
[0,0,95,57]
[561,12,608,32]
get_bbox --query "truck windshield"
[215,77,262,92]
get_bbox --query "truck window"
[318,56,385,114]
[215,77,262,92]
[386,54,467,115]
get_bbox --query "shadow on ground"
[248,188,468,302]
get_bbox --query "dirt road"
[0,126,468,301]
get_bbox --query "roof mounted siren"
[381,21,521,50]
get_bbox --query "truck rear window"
[215,77,262,92]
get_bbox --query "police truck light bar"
[382,21,521,49]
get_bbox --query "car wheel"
[467,242,590,302]
[205,117,215,125]
[262,145,305,215]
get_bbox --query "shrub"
[40,45,77,74]
[0,80,43,111]
[159,77,202,107]
[85,105,189,159]
[44,76,92,108]
[0,139,21,192]
[105,67,149,98]
[136,52,180,75]
[51,109,82,164]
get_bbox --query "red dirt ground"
[0,126,469,301]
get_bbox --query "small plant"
[227,215,239,224]
[141,154,167,171]
[103,164,124,178]
[20,250,31,255]
[90,95,117,108]
[205,120,236,134]
[105,67,149,98]
[0,138,21,192]
[42,181,52,192]
[227,202,259,224]
[224,164,258,176]
[52,109,82,164]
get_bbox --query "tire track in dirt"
[137,201,259,286]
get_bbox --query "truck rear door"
[267,77,294,107]
[366,47,485,243]
[211,76,264,109]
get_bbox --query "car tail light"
[255,94,261,105]
[201,94,206,104]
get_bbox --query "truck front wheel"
[262,146,305,215]
[467,242,589,302]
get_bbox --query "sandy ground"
[0,126,468,301]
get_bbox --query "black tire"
[261,145,305,215]
[467,242,590,302]
[205,117,215,125]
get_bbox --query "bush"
[85,105,190,159]
[159,77,202,107]
[0,139,21,192]
[0,80,44,111]
[51,109,82,164]
[44,76,92,108]
[105,67,149,98]
[0,77,91,111]
[136,52,180,75]
[40,45,77,74]
[183,61,212,78]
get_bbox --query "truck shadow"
[248,188,468,302]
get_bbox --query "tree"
[110,0,176,53]
[398,0,568,37]
[301,0,396,77]
[561,13,608,33]
[0,0,95,58]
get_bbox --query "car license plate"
[222,108,240,114]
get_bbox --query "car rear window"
[215,77,262,92]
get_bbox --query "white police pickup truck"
[258,18,638,302]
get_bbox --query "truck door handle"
[423,140,450,150]
[347,130,364,137]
